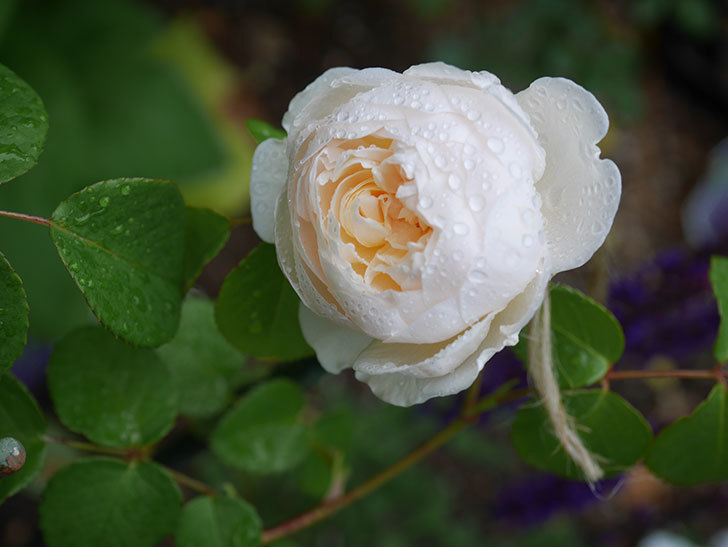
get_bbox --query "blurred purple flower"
[493,473,620,526]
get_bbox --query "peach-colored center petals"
[315,136,432,292]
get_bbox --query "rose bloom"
[250,62,620,406]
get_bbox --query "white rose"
[250,62,621,406]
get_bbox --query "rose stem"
[261,417,469,544]
[605,369,718,381]
[261,379,517,544]
[0,210,50,226]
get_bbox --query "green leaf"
[511,390,652,480]
[175,496,262,547]
[215,244,312,361]
[246,119,286,144]
[211,379,310,474]
[517,285,624,388]
[645,383,728,485]
[40,458,181,547]
[549,285,624,387]
[47,326,178,447]
[0,252,29,374]
[50,178,185,346]
[184,206,230,291]
[710,256,728,362]
[0,63,48,183]
[0,373,46,503]
[157,296,244,418]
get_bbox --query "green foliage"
[246,119,286,144]
[0,252,28,374]
[646,384,728,485]
[0,63,48,184]
[0,0,226,339]
[710,256,728,362]
[0,373,46,503]
[40,458,182,547]
[216,244,312,361]
[511,390,652,480]
[50,178,185,347]
[515,285,624,388]
[184,206,230,291]
[157,296,244,418]
[175,496,262,547]
[212,379,311,474]
[47,326,178,447]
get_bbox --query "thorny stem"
[0,210,50,227]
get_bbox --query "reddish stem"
[0,210,50,226]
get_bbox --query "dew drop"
[99,196,110,207]
[487,137,504,154]
[522,234,534,247]
[435,156,446,168]
[520,208,536,227]
[509,163,523,179]
[463,159,475,171]
[468,195,486,212]
[447,174,462,191]
[418,196,433,209]
[453,223,469,236]
[468,270,488,283]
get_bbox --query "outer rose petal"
[282,67,358,132]
[355,259,550,406]
[298,304,373,373]
[250,138,288,243]
[516,77,621,274]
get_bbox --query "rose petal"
[352,311,495,378]
[356,258,549,406]
[516,77,621,274]
[250,138,288,243]
[299,304,373,373]
[282,67,358,132]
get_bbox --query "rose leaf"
[645,383,728,484]
[40,458,181,547]
[175,495,262,547]
[157,296,244,418]
[0,63,48,183]
[215,243,312,361]
[47,326,178,447]
[710,255,728,362]
[511,389,652,480]
[246,119,286,144]
[211,379,311,474]
[0,252,29,374]
[49,178,185,347]
[183,206,230,291]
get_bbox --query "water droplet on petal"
[468,195,485,212]
[453,223,469,236]
[448,174,462,191]
[487,137,504,154]
[418,196,433,209]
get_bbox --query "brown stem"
[0,210,50,226]
[605,369,718,381]
[42,436,127,456]
[261,417,468,544]
[164,467,217,497]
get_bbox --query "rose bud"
[250,62,621,406]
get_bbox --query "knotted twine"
[528,290,604,482]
